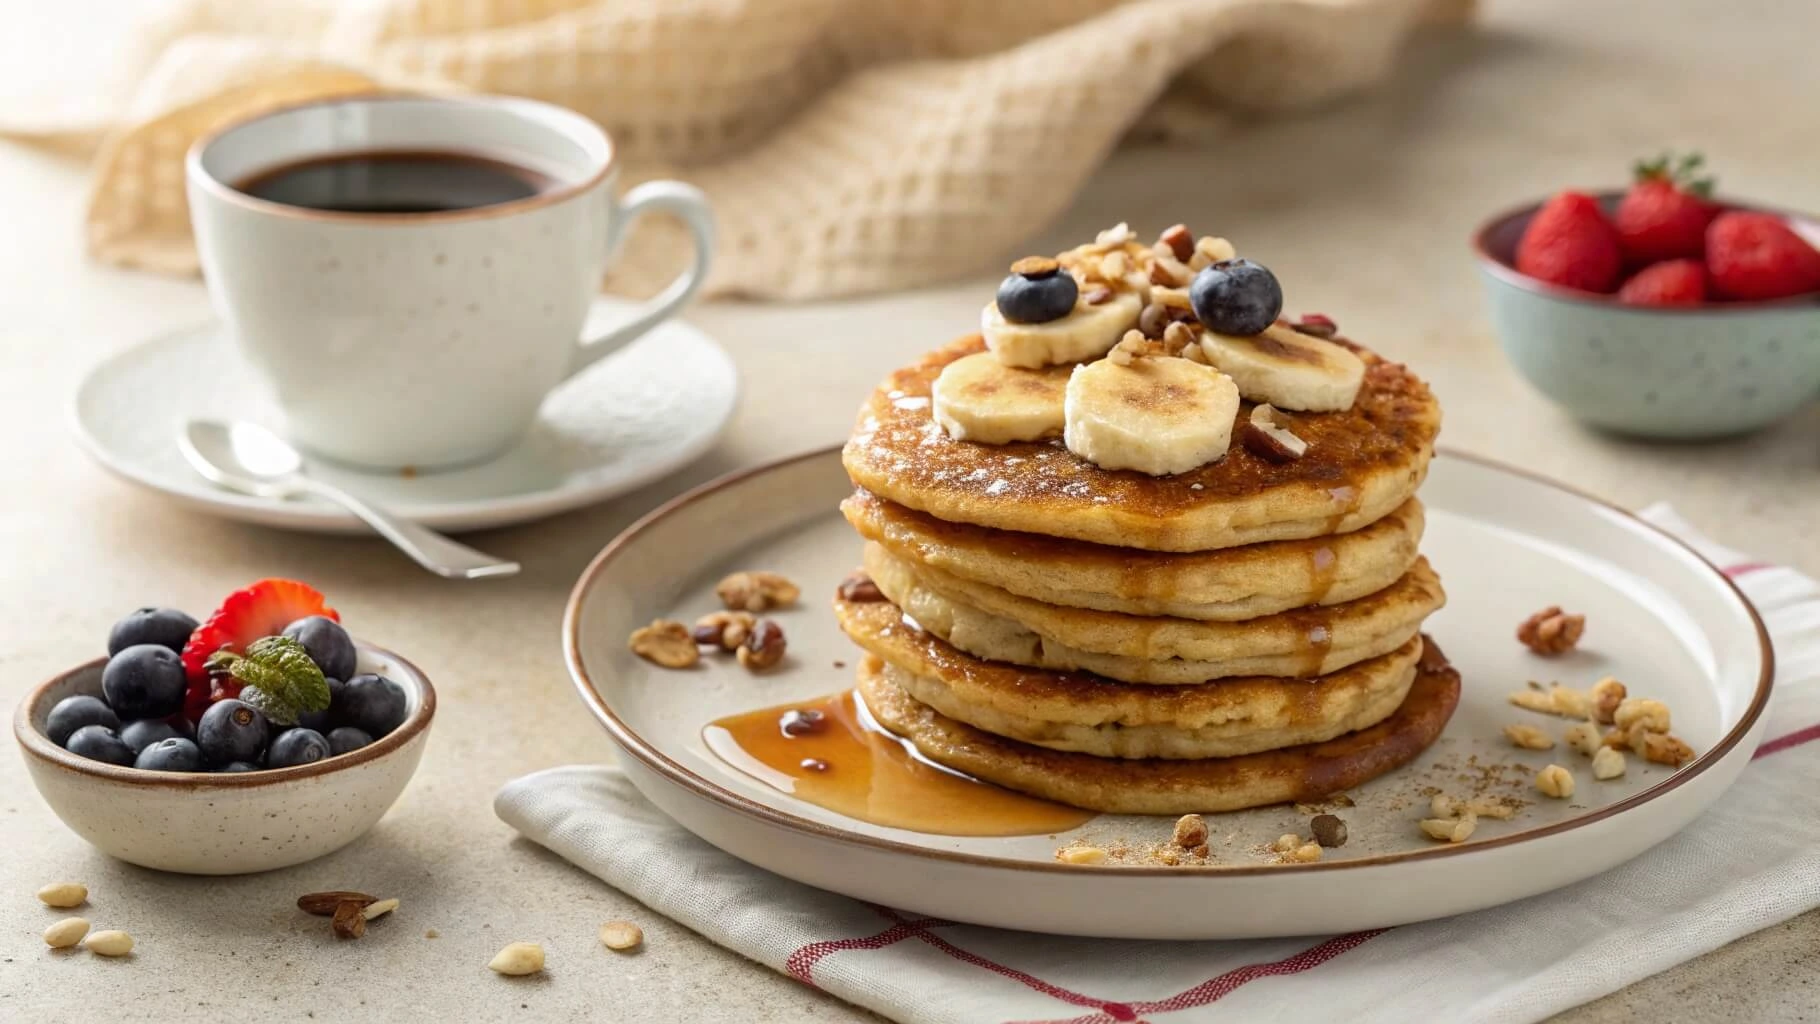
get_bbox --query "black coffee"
[235,150,555,214]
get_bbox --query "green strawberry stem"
[1633,151,1715,198]
[204,636,329,726]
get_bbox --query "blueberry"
[340,675,407,737]
[326,727,374,757]
[995,257,1079,324]
[266,728,330,769]
[297,676,345,733]
[107,607,199,656]
[46,695,120,746]
[219,761,260,773]
[119,719,184,755]
[282,616,356,681]
[65,724,135,766]
[134,737,203,772]
[196,699,269,767]
[1189,258,1283,337]
[101,644,188,720]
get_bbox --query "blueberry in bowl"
[14,578,435,874]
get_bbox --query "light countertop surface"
[3,0,1817,1020]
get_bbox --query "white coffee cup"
[186,94,713,470]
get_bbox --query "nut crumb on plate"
[629,620,699,668]
[1503,723,1555,750]
[1564,721,1602,757]
[692,611,756,651]
[1517,605,1585,655]
[1535,764,1576,799]
[1270,833,1302,853]
[716,571,800,612]
[1310,814,1348,848]
[1056,845,1108,865]
[1172,814,1208,849]
[1614,698,1671,735]
[1591,746,1627,780]
[736,619,787,671]
[1419,813,1477,843]
[1590,677,1627,724]
[1285,843,1322,864]
[1640,732,1695,766]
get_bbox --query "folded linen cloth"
[0,0,1470,299]
[496,505,1820,1023]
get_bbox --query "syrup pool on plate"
[703,690,1094,837]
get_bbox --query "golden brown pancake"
[856,637,1461,814]
[845,490,1425,620]
[863,543,1445,682]
[842,335,1440,552]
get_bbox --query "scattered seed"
[489,941,545,976]
[298,891,376,916]
[43,917,89,948]
[1056,846,1108,865]
[425,928,440,939]
[84,930,133,957]
[332,901,368,939]
[362,898,400,921]
[599,921,643,951]
[36,883,87,908]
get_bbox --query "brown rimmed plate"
[562,447,1771,939]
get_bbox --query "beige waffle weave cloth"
[1,0,1470,299]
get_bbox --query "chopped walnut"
[692,611,755,651]
[1271,833,1301,853]
[1564,721,1603,757]
[1590,677,1628,724]
[836,571,884,603]
[1614,698,1670,735]
[1503,724,1555,750]
[1148,255,1191,288]
[1591,745,1627,780]
[1508,688,1556,714]
[1535,764,1575,799]
[1517,606,1586,656]
[1172,814,1208,850]
[629,620,699,669]
[1158,224,1194,262]
[1240,404,1308,463]
[1160,320,1198,357]
[1419,813,1477,843]
[1309,814,1348,848]
[717,571,800,612]
[1056,845,1108,865]
[1640,733,1694,767]
[736,619,787,672]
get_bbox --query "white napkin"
[496,506,1820,1024]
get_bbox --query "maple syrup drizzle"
[1305,544,1339,605]
[703,690,1094,837]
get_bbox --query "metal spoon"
[179,419,521,580]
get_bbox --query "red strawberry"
[1614,153,1716,265]
[1706,212,1820,301]
[1617,259,1707,306]
[1515,191,1623,293]
[180,579,338,719]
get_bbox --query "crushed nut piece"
[1548,684,1592,718]
[1156,847,1181,866]
[489,941,545,976]
[716,571,800,612]
[1137,302,1170,339]
[1240,404,1307,463]
[1100,251,1132,281]
[599,920,644,951]
[837,571,885,603]
[1149,255,1190,288]
[84,930,133,957]
[1160,320,1198,357]
[1289,314,1338,339]
[1288,843,1323,863]
[298,891,376,916]
[1310,814,1348,848]
[1591,746,1627,780]
[1564,721,1603,757]
[1082,284,1114,305]
[1190,236,1236,270]
[1108,329,1151,367]
[693,611,756,651]
[1158,224,1194,262]
[1590,677,1627,724]
[629,620,699,669]
[1151,285,1192,310]
[1640,732,1694,767]
[1189,843,1210,858]
[1095,222,1134,247]
[1503,723,1555,750]
[1509,688,1556,714]
[1172,814,1208,849]
[1181,342,1211,365]
[36,883,87,908]
[1614,698,1670,735]
[332,900,368,939]
[1431,794,1514,820]
[1010,255,1060,277]
[1056,845,1108,865]
[363,898,400,921]
[1271,833,1301,853]
[1419,812,1477,843]
[43,917,89,949]
[1535,764,1576,799]
[1517,605,1586,655]
[1603,726,1633,750]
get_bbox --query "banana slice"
[1196,322,1365,413]
[932,352,1070,444]
[981,291,1141,368]
[1193,321,1368,414]
[1063,357,1239,475]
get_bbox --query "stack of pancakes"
[835,335,1459,815]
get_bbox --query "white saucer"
[72,299,739,534]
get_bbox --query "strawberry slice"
[181,579,338,720]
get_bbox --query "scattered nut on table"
[84,930,133,957]
[629,620,700,669]
[1420,813,1477,843]
[692,611,755,651]
[1172,814,1208,850]
[43,917,89,949]
[1640,732,1695,767]
[1056,845,1108,866]
[1503,723,1555,750]
[1614,698,1671,735]
[1590,677,1628,724]
[599,920,644,951]
[736,619,787,672]
[489,941,546,976]
[332,900,368,939]
[1591,746,1627,780]
[1535,764,1576,799]
[1564,721,1603,757]
[1517,605,1585,655]
[717,571,800,612]
[836,571,885,603]
[36,882,87,908]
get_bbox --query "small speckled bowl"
[14,643,433,875]
[1474,194,1820,439]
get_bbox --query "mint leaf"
[205,636,329,726]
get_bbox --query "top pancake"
[843,335,1441,552]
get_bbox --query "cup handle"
[570,180,716,376]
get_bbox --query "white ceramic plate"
[563,448,1771,939]
[72,298,739,534]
